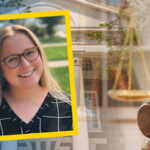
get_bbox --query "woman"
[0,25,72,135]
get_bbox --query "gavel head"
[137,102,150,138]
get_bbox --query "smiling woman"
[0,25,72,135]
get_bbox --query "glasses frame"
[0,46,40,69]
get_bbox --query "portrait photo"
[0,10,78,140]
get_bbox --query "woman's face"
[0,32,44,89]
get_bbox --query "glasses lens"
[5,55,19,69]
[24,47,39,61]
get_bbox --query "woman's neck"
[4,85,48,103]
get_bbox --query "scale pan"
[108,90,150,101]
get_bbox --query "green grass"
[44,46,68,61]
[40,36,66,44]
[50,67,70,94]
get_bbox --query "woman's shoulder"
[47,93,71,103]
[46,93,72,131]
[46,93,72,116]
[137,101,150,138]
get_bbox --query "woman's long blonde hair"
[0,25,70,104]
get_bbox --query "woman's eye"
[7,57,18,63]
[26,50,34,56]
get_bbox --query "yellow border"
[0,10,78,141]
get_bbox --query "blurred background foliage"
[0,16,65,39]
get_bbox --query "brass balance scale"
[108,8,150,101]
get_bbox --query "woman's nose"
[20,56,31,68]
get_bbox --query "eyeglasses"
[0,46,40,69]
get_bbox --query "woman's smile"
[18,69,35,78]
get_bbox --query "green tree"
[0,0,31,13]
[26,23,47,38]
[84,0,131,78]
[39,16,64,36]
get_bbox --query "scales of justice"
[108,8,150,101]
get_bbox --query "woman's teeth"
[19,70,34,77]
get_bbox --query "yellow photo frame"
[0,10,78,141]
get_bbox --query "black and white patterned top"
[0,93,72,135]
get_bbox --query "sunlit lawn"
[44,46,68,61]
[40,36,66,44]
[50,67,70,94]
